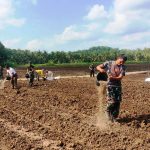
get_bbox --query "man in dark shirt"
[96,55,127,122]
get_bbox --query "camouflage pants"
[34,72,40,81]
[106,86,122,120]
[90,70,95,77]
[29,72,34,86]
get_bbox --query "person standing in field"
[5,65,18,89]
[27,65,35,86]
[96,55,127,122]
[45,70,54,80]
[0,65,5,90]
[89,64,95,77]
[0,65,3,79]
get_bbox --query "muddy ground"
[0,71,150,150]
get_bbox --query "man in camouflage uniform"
[89,64,95,77]
[96,55,127,122]
[27,65,35,86]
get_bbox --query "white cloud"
[123,31,150,42]
[0,0,13,18]
[26,39,44,50]
[55,25,90,43]
[0,0,26,29]
[24,24,94,50]
[85,23,99,31]
[3,38,21,48]
[104,13,129,34]
[85,4,108,20]
[91,30,150,49]
[114,0,150,12]
[104,0,150,34]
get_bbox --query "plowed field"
[0,72,150,150]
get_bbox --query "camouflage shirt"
[103,61,126,86]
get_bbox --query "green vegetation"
[0,41,150,67]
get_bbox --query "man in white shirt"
[6,65,18,89]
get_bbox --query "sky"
[0,0,150,52]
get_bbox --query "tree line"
[0,41,150,66]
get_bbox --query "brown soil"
[0,71,150,150]
[17,63,150,77]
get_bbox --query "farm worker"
[89,64,95,77]
[96,55,127,122]
[0,65,5,90]
[5,65,18,89]
[35,69,45,81]
[0,65,3,79]
[27,65,35,86]
[45,70,54,80]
